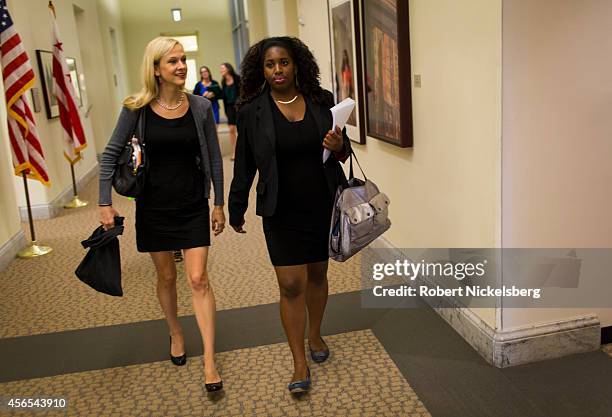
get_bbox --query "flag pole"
[17,173,52,258]
[48,0,87,209]
[64,163,88,208]
[1,0,52,256]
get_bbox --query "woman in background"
[193,65,220,124]
[220,62,240,160]
[99,37,225,392]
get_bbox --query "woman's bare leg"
[183,246,220,383]
[150,251,184,356]
[275,264,309,382]
[305,261,329,351]
[229,124,237,160]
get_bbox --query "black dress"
[263,96,333,266]
[135,106,210,252]
[222,80,239,125]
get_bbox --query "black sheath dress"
[262,96,334,266]
[135,106,210,252]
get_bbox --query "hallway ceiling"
[119,0,230,23]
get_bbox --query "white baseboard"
[490,315,600,367]
[19,162,99,221]
[429,289,599,367]
[365,237,601,367]
[0,230,26,272]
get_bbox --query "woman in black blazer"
[229,36,351,394]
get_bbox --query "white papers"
[323,98,356,162]
[331,97,356,129]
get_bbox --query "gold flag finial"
[48,1,56,18]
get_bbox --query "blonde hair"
[123,37,185,110]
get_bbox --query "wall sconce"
[171,8,182,22]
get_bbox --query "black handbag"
[113,109,145,197]
[75,216,125,297]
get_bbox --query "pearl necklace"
[276,95,299,105]
[156,93,184,110]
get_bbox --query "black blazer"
[229,90,351,227]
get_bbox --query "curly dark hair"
[236,36,328,110]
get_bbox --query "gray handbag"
[329,152,391,262]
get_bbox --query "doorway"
[109,27,126,108]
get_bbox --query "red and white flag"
[49,1,86,164]
[1,0,49,185]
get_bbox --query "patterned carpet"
[0,330,430,417]
[0,156,361,338]
[2,131,609,417]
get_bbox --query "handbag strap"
[128,107,144,145]
[349,150,367,181]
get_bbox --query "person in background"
[173,250,183,262]
[98,37,225,393]
[229,36,351,394]
[219,62,240,160]
[193,65,220,124]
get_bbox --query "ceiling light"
[171,8,182,22]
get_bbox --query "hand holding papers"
[323,98,356,162]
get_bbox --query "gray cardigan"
[98,94,224,207]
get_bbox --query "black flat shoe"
[309,337,330,364]
[205,379,224,392]
[169,335,186,366]
[288,367,311,394]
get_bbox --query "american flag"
[1,0,49,185]
[49,1,86,164]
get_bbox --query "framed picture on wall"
[35,50,58,119]
[328,0,366,144]
[36,50,83,119]
[66,57,83,108]
[360,0,413,147]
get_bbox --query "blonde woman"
[98,37,225,392]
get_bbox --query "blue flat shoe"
[288,367,311,394]
[309,337,330,363]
